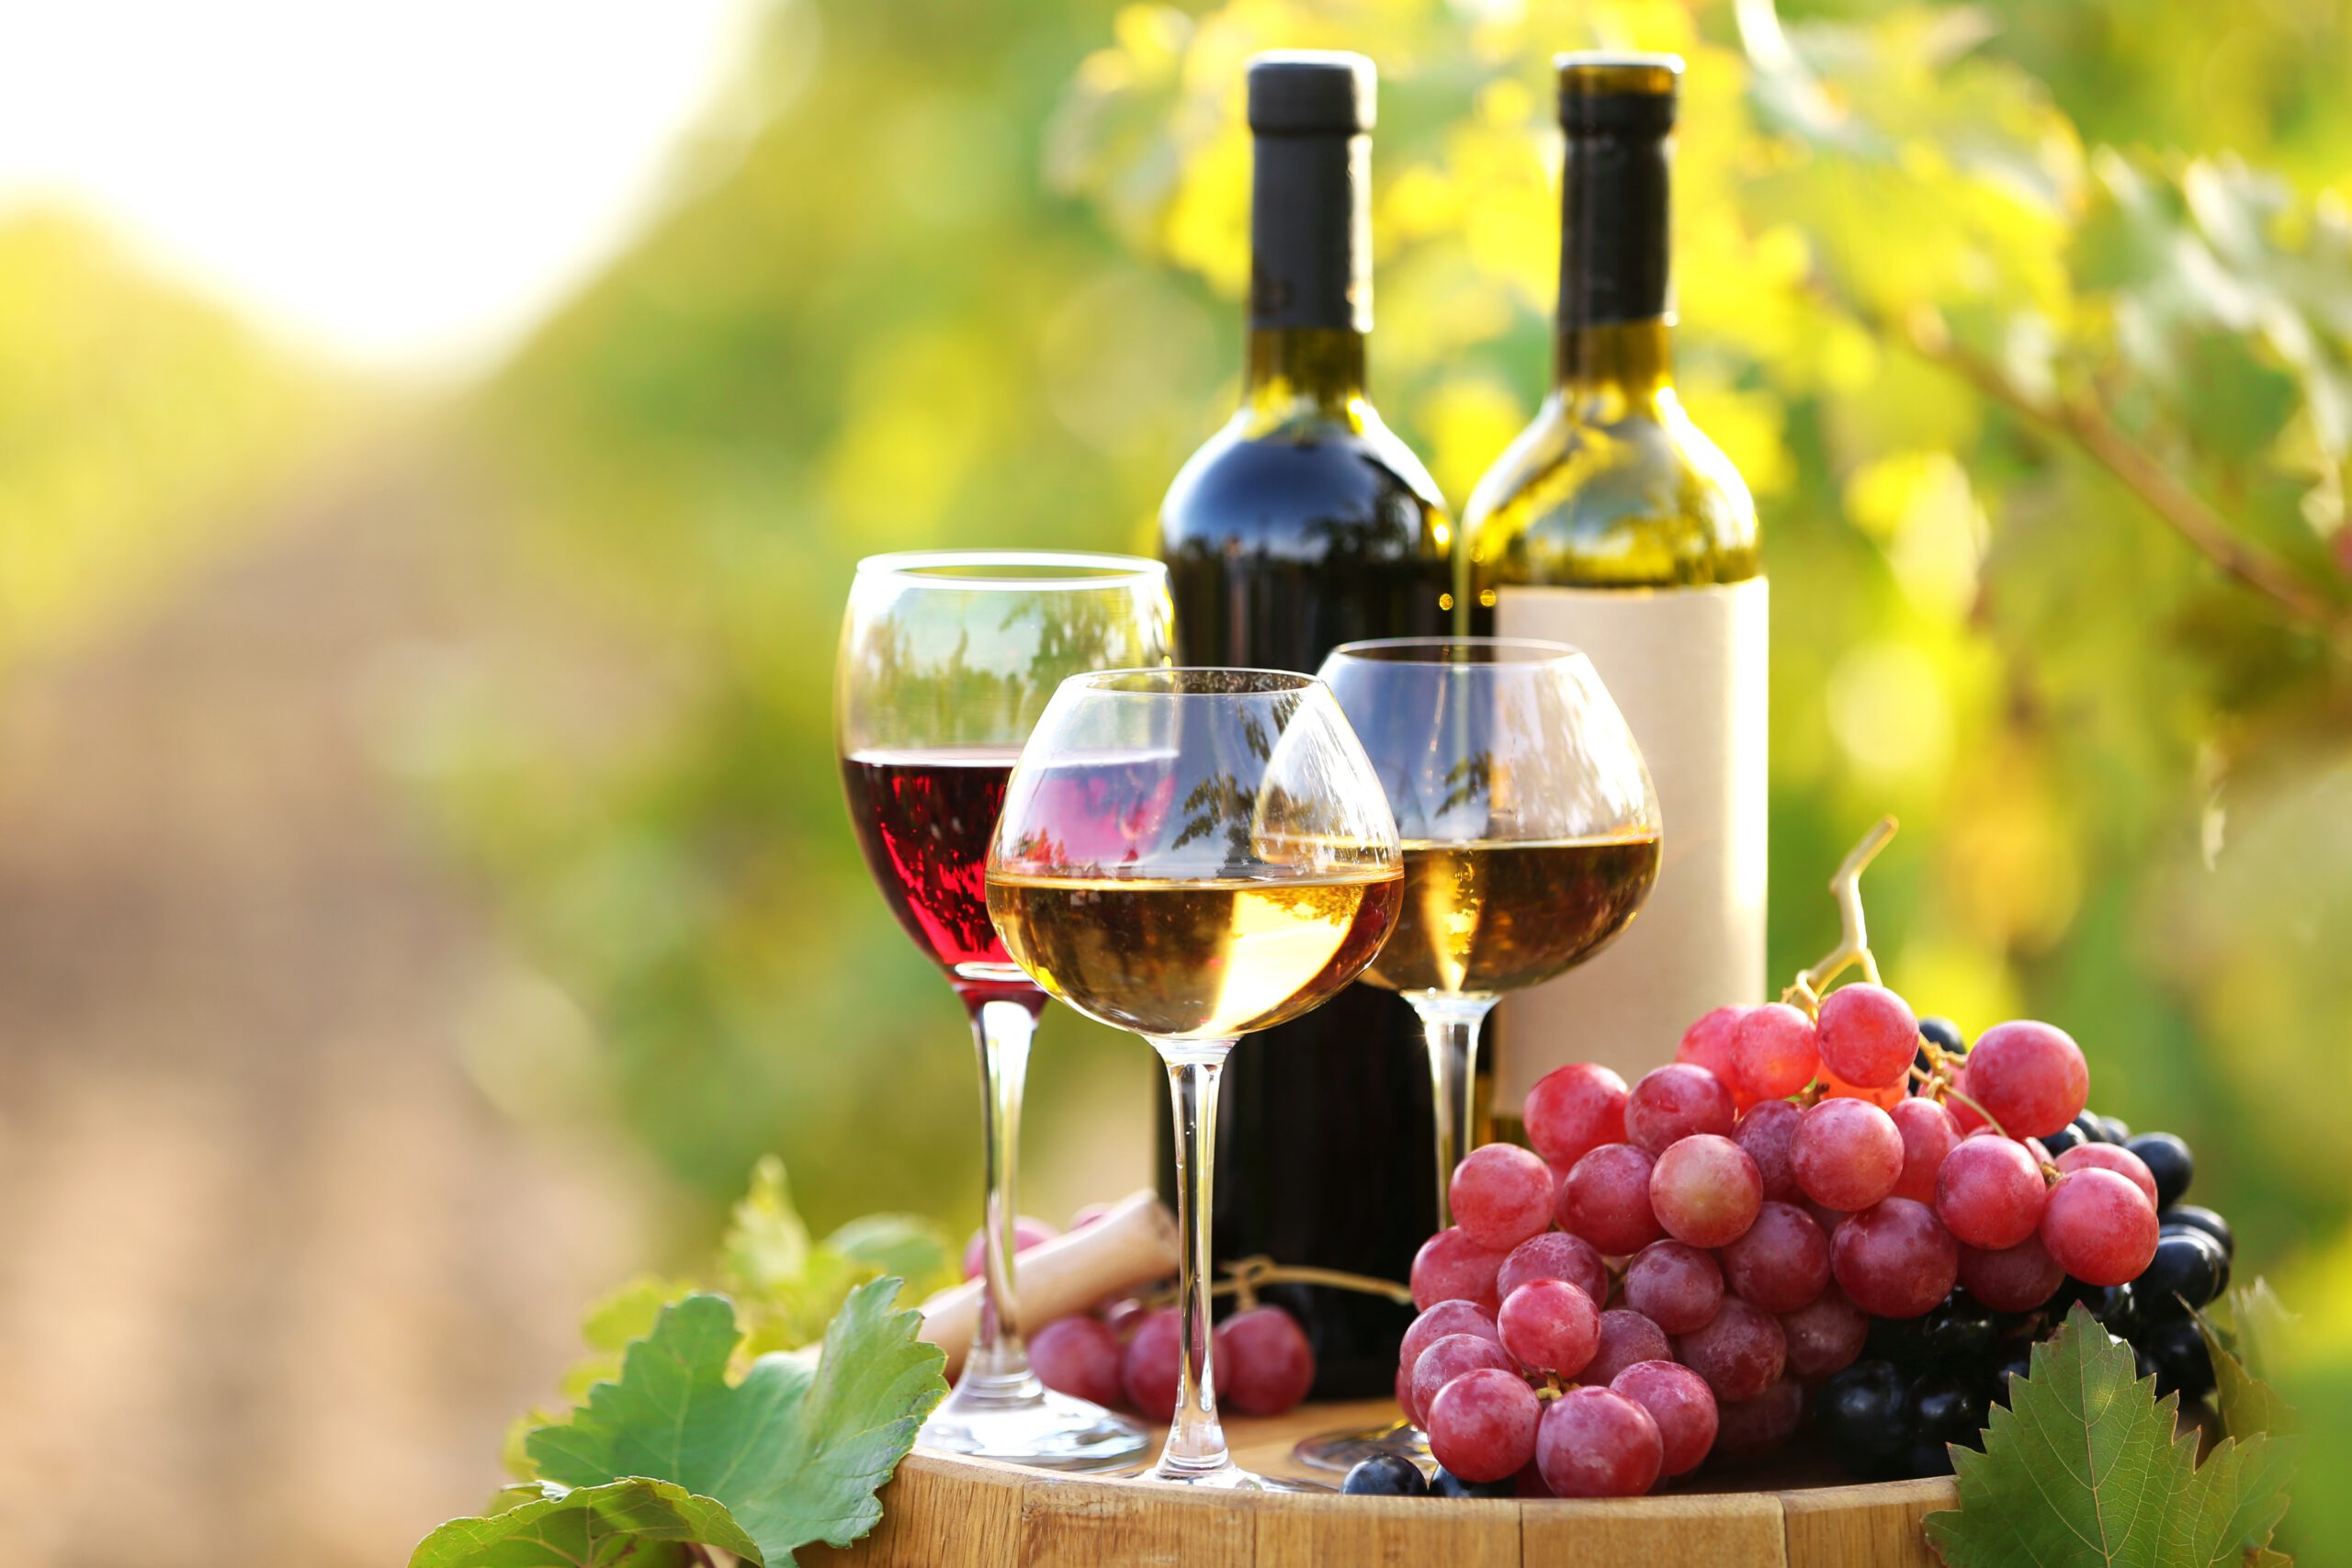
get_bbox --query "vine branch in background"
[1897,307,2352,651]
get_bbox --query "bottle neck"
[1246,127,1370,412]
[1555,122,1673,408]
[1244,328,1366,411]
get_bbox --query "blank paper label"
[1493,579,1770,1106]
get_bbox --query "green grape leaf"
[1923,1303,2295,1567]
[2195,1280,2302,1441]
[525,1281,946,1566]
[720,1156,814,1293]
[824,1213,956,1294]
[409,1476,762,1568]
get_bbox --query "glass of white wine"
[1296,637,1662,1470]
[984,669,1403,1489]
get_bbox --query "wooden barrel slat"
[805,1398,1959,1568]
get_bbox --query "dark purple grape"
[1342,1454,1429,1496]
[2160,1204,2234,1260]
[2125,1134,2192,1211]
[2139,1316,2216,1402]
[1815,1359,1911,1480]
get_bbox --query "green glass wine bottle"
[1154,51,1464,1397]
[1463,53,1767,1120]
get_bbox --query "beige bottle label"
[1493,579,1770,1109]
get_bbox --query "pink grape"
[1410,1226,1506,1313]
[1213,1305,1314,1416]
[1816,983,1919,1089]
[1451,1142,1556,1251]
[1792,1098,1905,1212]
[1831,1197,1960,1319]
[1935,1135,2048,1249]
[961,1215,1058,1280]
[1712,1375,1804,1461]
[1556,1143,1666,1255]
[1394,1365,1411,1412]
[1734,1099,1803,1201]
[1719,1200,1831,1314]
[1801,1196,1851,1237]
[1734,1003,1822,1100]
[1584,1309,1673,1385]
[1399,1299,1501,1375]
[1536,1386,1665,1498]
[1818,1060,1906,1111]
[1408,1332,1515,1427]
[1674,1297,1787,1403]
[1650,1134,1764,1248]
[1121,1307,1193,1420]
[1030,1315,1124,1407]
[1956,1021,2089,1137]
[1890,1097,1962,1204]
[1624,1064,1737,1154]
[1610,1359,1719,1476]
[1498,1230,1608,1306]
[1523,1062,1629,1168]
[2039,1168,2159,1286]
[1675,1005,1750,1089]
[1102,1296,1149,1337]
[1957,1235,2067,1313]
[1623,1241,1724,1335]
[2055,1143,2158,1207]
[1427,1367,1542,1483]
[1779,1286,1870,1378]
[1498,1279,1600,1378]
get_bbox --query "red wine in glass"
[842,746,1024,985]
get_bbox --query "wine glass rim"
[1064,665,1319,694]
[1325,636,1587,667]
[853,549,1166,589]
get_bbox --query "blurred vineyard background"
[4,0,2349,1562]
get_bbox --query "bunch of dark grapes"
[1815,1061,2231,1479]
[989,1210,1320,1421]
[1356,988,2233,1500]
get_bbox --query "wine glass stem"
[1415,995,1496,1229]
[962,992,1044,1386]
[1152,1037,1236,1478]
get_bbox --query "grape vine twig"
[1781,816,1897,1015]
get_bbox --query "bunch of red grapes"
[987,1212,1323,1423]
[1353,986,2232,1500]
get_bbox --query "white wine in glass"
[986,669,1403,1489]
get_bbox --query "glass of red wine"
[1294,637,1661,1471]
[836,551,1171,1469]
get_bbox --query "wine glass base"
[1146,1460,1329,1492]
[918,1382,1150,1472]
[1291,1418,1430,1472]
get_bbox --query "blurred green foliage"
[0,210,343,673]
[427,0,2352,1549]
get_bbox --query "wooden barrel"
[805,1398,1956,1568]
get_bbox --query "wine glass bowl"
[836,551,1170,1471]
[1330,637,1661,1001]
[986,668,1402,1489]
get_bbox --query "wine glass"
[836,551,1170,1469]
[984,669,1403,1488]
[1295,637,1662,1470]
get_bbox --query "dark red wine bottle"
[1155,51,1479,1395]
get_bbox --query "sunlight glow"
[0,0,756,374]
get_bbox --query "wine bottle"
[1155,51,1461,1396]
[1463,53,1767,1116]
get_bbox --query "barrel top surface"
[806,1397,1959,1568]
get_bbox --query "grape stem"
[1140,1255,1413,1311]
[1781,818,1899,1018]
[1910,1040,2021,1144]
